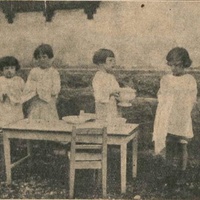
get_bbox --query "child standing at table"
[0,56,25,163]
[0,56,24,126]
[92,49,121,121]
[22,44,61,121]
[153,47,197,185]
[22,44,61,158]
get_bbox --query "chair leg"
[93,170,97,183]
[69,168,75,199]
[0,134,5,178]
[96,169,102,187]
[102,168,107,198]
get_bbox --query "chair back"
[71,126,107,157]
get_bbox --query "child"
[153,47,197,184]
[92,49,121,121]
[0,56,25,126]
[22,44,61,121]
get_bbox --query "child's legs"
[164,135,178,187]
[176,139,190,185]
[166,134,177,165]
[177,139,188,171]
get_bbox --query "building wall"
[0,2,200,69]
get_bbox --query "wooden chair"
[69,125,107,199]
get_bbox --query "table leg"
[27,140,32,156]
[27,140,33,174]
[132,133,138,178]
[0,132,4,177]
[3,136,11,184]
[120,144,127,193]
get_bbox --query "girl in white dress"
[0,56,25,158]
[0,56,24,126]
[21,44,61,158]
[153,47,197,184]
[92,49,121,121]
[22,44,61,121]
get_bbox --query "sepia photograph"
[0,0,200,199]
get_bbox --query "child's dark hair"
[93,49,115,65]
[33,44,54,59]
[166,47,192,68]
[0,56,20,71]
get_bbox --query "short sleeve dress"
[153,74,197,154]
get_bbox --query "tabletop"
[2,119,139,135]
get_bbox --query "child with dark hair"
[0,56,24,126]
[22,44,60,121]
[153,47,197,185]
[92,49,121,120]
[33,44,54,60]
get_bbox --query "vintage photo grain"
[0,1,200,199]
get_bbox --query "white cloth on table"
[0,76,25,127]
[92,70,120,120]
[153,74,197,155]
[22,67,61,121]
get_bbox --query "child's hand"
[114,95,121,101]
[110,90,120,98]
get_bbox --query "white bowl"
[118,87,136,106]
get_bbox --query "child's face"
[104,57,116,72]
[36,54,52,69]
[3,66,16,78]
[169,63,184,76]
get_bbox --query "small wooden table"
[2,119,139,194]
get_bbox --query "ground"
[0,141,200,199]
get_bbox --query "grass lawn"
[0,141,200,199]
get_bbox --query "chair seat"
[68,152,102,161]
[76,144,102,150]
